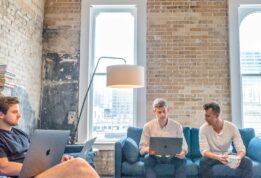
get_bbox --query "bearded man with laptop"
[0,96,99,178]
[139,98,188,178]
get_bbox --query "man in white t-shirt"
[139,98,187,178]
[199,102,253,178]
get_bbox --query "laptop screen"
[78,137,96,159]
[149,137,182,156]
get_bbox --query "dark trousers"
[144,154,186,178]
[199,157,253,178]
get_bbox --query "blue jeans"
[144,154,186,178]
[199,157,253,178]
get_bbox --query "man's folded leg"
[35,158,100,178]
[144,154,157,178]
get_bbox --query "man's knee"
[69,158,87,167]
[200,157,208,170]
[199,158,213,174]
[200,157,218,168]
[200,157,211,164]
[240,157,252,169]
[70,158,99,177]
[144,154,156,168]
[172,157,186,167]
[177,158,186,165]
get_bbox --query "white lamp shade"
[106,64,144,88]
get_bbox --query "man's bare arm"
[203,150,228,165]
[236,149,245,159]
[175,149,186,159]
[0,157,22,176]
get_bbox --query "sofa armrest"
[115,137,126,178]
[247,137,261,162]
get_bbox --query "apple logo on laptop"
[46,149,51,156]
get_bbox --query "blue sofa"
[115,127,261,178]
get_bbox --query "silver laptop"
[78,137,96,159]
[149,137,182,156]
[19,129,70,178]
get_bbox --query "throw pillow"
[247,137,261,162]
[123,137,139,163]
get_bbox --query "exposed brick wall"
[94,150,114,176]
[41,0,80,130]
[0,0,45,134]
[147,0,230,127]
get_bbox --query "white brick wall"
[0,0,45,130]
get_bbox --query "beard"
[3,117,19,126]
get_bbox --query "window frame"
[79,0,146,148]
[228,0,261,128]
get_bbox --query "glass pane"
[240,13,261,75]
[240,52,261,74]
[240,12,261,135]
[242,76,261,135]
[92,75,134,141]
[94,11,135,73]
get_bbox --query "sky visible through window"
[94,12,134,73]
[240,12,261,135]
[240,13,261,52]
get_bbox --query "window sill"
[93,142,115,151]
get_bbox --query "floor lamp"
[70,56,144,143]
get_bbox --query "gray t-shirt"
[139,118,188,155]
[199,120,245,156]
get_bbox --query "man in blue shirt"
[0,96,99,178]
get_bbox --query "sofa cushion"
[251,159,261,178]
[183,127,191,157]
[122,161,144,176]
[239,128,255,148]
[127,127,143,145]
[190,128,201,159]
[247,137,261,162]
[123,137,139,163]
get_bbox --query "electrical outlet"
[67,111,77,125]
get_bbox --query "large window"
[240,13,261,135]
[79,0,146,144]
[90,6,136,142]
[229,0,261,136]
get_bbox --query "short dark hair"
[203,102,220,115]
[0,96,19,114]
[153,98,168,109]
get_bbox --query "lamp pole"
[70,56,126,144]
